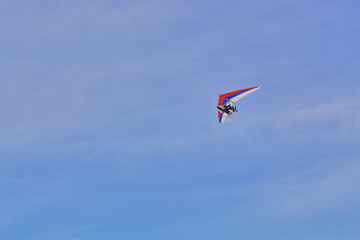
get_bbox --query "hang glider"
[215,86,260,123]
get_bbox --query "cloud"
[137,93,360,152]
[276,95,360,138]
[255,156,360,219]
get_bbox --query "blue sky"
[1,0,360,239]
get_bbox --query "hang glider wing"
[218,112,227,123]
[218,86,260,107]
[217,86,260,123]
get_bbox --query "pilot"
[225,104,235,113]
[223,105,231,114]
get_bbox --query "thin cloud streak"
[257,158,360,217]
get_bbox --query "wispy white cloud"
[255,156,360,218]
[130,93,360,152]
[268,95,360,139]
